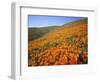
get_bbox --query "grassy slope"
[28,26,60,42]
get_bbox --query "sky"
[28,15,85,28]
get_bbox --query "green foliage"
[83,59,88,64]
[67,36,76,44]
[82,46,88,52]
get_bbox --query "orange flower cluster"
[28,40,88,66]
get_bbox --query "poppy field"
[28,17,88,66]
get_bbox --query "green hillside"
[28,26,60,42]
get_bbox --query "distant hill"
[28,26,60,42]
[63,18,87,27]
